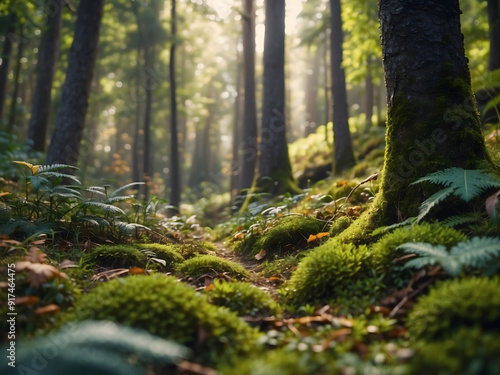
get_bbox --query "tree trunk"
[142,45,153,201]
[240,0,258,191]
[305,47,320,136]
[256,0,299,195]
[132,44,142,183]
[322,35,331,146]
[169,0,181,215]
[330,0,356,174]
[46,0,104,167]
[373,0,491,225]
[231,53,243,200]
[0,14,16,121]
[488,0,500,72]
[7,30,24,133]
[365,60,374,130]
[27,0,63,151]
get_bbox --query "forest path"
[213,241,281,299]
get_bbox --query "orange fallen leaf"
[233,232,245,240]
[15,296,40,306]
[129,267,147,275]
[0,192,10,197]
[307,234,317,243]
[34,304,60,315]
[269,276,281,281]
[254,249,266,260]
[307,232,330,243]
[205,283,215,292]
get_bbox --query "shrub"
[409,327,500,375]
[67,274,259,366]
[207,280,281,318]
[84,245,147,268]
[283,240,379,306]
[407,277,500,341]
[177,255,249,279]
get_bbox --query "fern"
[415,186,454,223]
[398,237,500,276]
[36,163,79,173]
[441,213,480,228]
[111,181,144,198]
[80,201,126,215]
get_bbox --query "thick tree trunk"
[0,14,16,122]
[256,0,299,196]
[330,0,356,174]
[322,37,331,146]
[374,0,491,224]
[46,0,104,167]
[169,0,181,214]
[240,0,258,191]
[488,0,500,72]
[305,47,320,137]
[7,31,24,133]
[27,0,63,151]
[142,46,153,201]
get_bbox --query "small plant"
[177,255,249,279]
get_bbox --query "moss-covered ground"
[1,123,500,374]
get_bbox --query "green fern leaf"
[105,195,135,204]
[80,201,125,215]
[440,213,479,227]
[450,236,500,268]
[37,164,79,173]
[111,182,144,198]
[397,242,448,258]
[37,171,81,184]
[416,186,454,223]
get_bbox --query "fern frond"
[36,164,79,173]
[80,201,125,215]
[37,171,81,184]
[397,242,448,258]
[371,216,416,236]
[74,215,110,227]
[111,182,144,198]
[450,236,500,268]
[440,213,479,227]
[416,187,454,223]
[105,195,135,204]
[116,222,150,234]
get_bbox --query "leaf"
[205,283,215,292]
[25,247,47,263]
[398,242,448,258]
[34,304,60,315]
[269,276,281,281]
[416,186,454,223]
[111,182,144,198]
[0,192,10,197]
[307,232,330,243]
[450,236,500,268]
[371,216,416,236]
[129,267,147,275]
[486,190,500,222]
[80,201,125,215]
[307,234,317,243]
[233,232,244,240]
[15,296,40,306]
[255,249,266,260]
[13,161,40,175]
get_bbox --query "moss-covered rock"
[283,240,381,306]
[235,215,327,257]
[407,277,500,342]
[207,280,281,318]
[177,255,249,280]
[84,244,147,268]
[67,274,259,366]
[409,327,500,375]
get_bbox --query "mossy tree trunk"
[375,0,491,224]
[488,0,500,72]
[255,0,300,196]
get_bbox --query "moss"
[67,274,259,366]
[136,243,184,270]
[178,241,217,259]
[207,280,281,318]
[84,245,147,268]
[409,327,500,375]
[283,240,379,306]
[235,215,327,257]
[369,222,467,274]
[329,216,353,237]
[177,255,249,280]
[407,277,500,342]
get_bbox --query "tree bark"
[27,0,63,151]
[256,0,299,195]
[330,0,356,174]
[132,44,142,183]
[240,0,258,191]
[231,53,243,200]
[374,0,491,224]
[7,28,24,133]
[0,14,16,122]
[169,0,181,214]
[305,47,320,136]
[46,0,104,167]
[488,0,500,72]
[365,59,374,130]
[142,45,153,201]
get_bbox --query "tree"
[46,0,105,167]
[255,0,299,195]
[0,13,16,122]
[169,0,181,214]
[487,0,500,71]
[27,0,63,151]
[356,0,493,230]
[240,0,258,191]
[329,0,356,174]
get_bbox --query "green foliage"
[84,244,147,268]
[135,243,185,269]
[1,321,188,375]
[177,255,249,279]
[235,215,327,257]
[283,240,378,306]
[207,280,281,318]
[409,327,500,375]
[407,277,500,341]
[370,222,467,274]
[68,274,259,366]
[411,168,500,222]
[399,236,500,276]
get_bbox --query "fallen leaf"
[486,190,500,219]
[233,232,245,240]
[269,276,281,281]
[129,267,147,275]
[0,239,22,247]
[255,249,266,260]
[307,232,330,243]
[0,192,10,197]
[307,234,317,243]
[59,260,76,269]
[31,239,46,246]
[25,264,61,288]
[25,247,47,263]
[205,283,215,292]
[233,225,244,232]
[15,296,40,306]
[34,304,60,315]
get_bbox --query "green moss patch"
[67,274,259,366]
[177,255,249,280]
[136,243,184,269]
[84,244,147,268]
[207,280,281,318]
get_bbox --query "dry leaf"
[129,267,147,275]
[307,234,317,243]
[15,261,33,272]
[254,249,266,260]
[269,276,281,281]
[34,304,60,315]
[15,296,40,306]
[25,247,47,263]
[31,239,46,246]
[0,239,22,247]
[25,264,60,288]
[233,232,245,240]
[486,190,500,218]
[205,283,215,292]
[59,260,77,269]
[0,192,10,197]
[307,232,329,243]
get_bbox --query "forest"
[1,0,500,373]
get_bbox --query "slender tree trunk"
[142,45,153,201]
[241,0,258,190]
[46,0,104,167]
[305,47,320,136]
[488,0,500,72]
[365,59,374,130]
[231,53,243,200]
[322,35,331,146]
[372,0,491,225]
[256,0,299,196]
[132,44,142,183]
[7,31,24,132]
[27,0,63,151]
[0,14,16,122]
[330,0,356,174]
[169,0,181,214]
